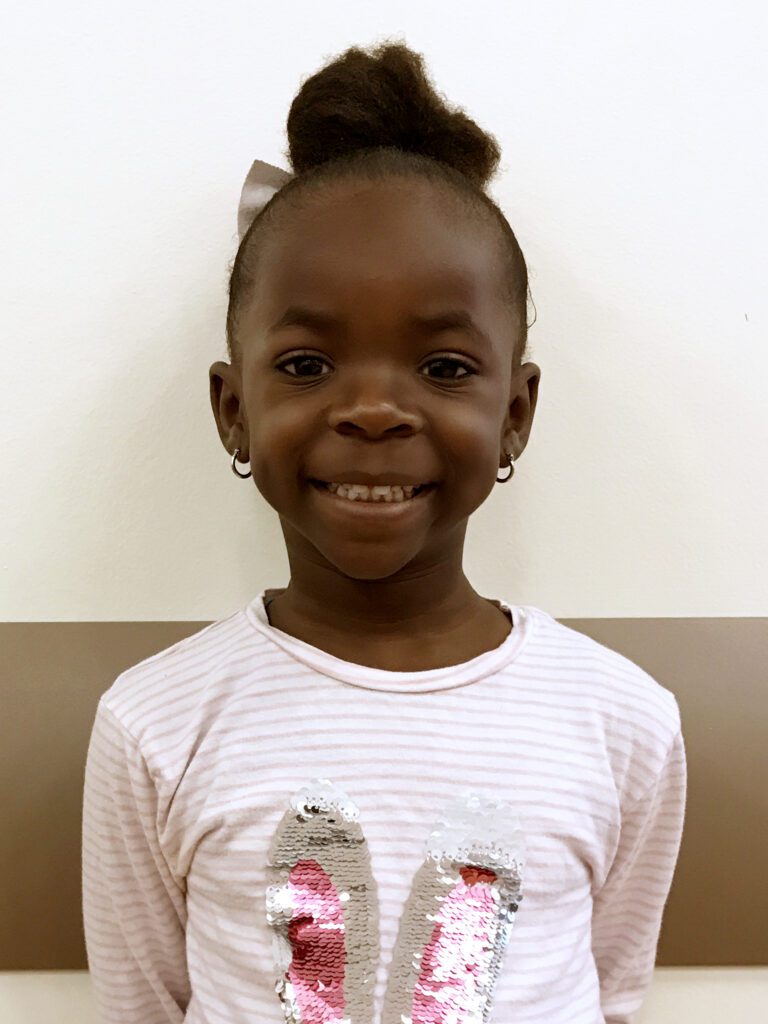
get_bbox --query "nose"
[327,368,423,439]
[329,401,421,439]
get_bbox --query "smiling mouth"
[309,480,436,502]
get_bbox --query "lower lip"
[310,481,436,518]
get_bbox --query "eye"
[275,354,332,378]
[274,353,477,381]
[422,357,476,381]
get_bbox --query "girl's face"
[210,179,540,584]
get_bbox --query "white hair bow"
[237,158,295,241]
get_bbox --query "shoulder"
[522,606,682,789]
[96,606,262,749]
[523,605,680,722]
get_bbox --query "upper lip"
[311,472,434,487]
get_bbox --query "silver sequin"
[381,791,525,1024]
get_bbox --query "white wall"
[2,0,765,622]
[2,0,765,1015]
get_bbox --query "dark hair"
[226,39,534,367]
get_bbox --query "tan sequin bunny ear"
[237,158,295,241]
[265,779,380,1024]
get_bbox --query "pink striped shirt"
[82,590,686,1023]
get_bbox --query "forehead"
[247,179,504,325]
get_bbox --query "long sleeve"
[82,700,191,1023]
[591,725,687,1024]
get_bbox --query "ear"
[381,792,526,1024]
[265,779,380,1024]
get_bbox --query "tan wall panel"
[1,617,766,969]
[569,616,768,966]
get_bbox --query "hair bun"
[285,40,501,190]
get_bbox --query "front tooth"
[333,483,414,501]
[336,484,368,499]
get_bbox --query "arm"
[82,700,190,1023]
[591,726,687,1024]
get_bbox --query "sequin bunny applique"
[266,781,526,1024]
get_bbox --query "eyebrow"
[267,305,492,348]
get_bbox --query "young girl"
[82,40,687,1024]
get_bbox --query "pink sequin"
[286,859,346,1021]
[411,866,499,1024]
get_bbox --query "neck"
[272,559,487,641]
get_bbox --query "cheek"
[249,404,310,473]
[440,409,500,474]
